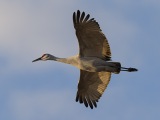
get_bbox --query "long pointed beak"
[32,57,41,62]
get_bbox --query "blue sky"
[0,0,160,120]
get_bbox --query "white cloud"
[0,1,140,73]
[0,1,78,74]
[0,0,159,75]
[0,1,159,120]
[95,9,141,68]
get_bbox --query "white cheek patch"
[41,55,47,60]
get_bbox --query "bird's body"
[46,54,120,73]
[33,10,138,109]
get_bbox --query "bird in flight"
[33,10,138,109]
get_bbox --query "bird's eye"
[41,54,48,59]
[42,54,46,57]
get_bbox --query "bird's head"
[32,54,52,62]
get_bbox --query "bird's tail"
[109,62,121,74]
[110,62,138,74]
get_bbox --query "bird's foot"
[121,67,138,72]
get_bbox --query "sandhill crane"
[33,10,138,109]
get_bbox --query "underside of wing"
[73,10,111,60]
[76,70,111,109]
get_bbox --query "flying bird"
[33,10,138,109]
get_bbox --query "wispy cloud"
[0,1,160,120]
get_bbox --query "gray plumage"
[33,10,138,109]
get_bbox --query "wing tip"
[75,92,98,109]
[73,10,91,24]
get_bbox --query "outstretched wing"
[76,70,111,109]
[73,10,111,60]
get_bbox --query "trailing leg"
[121,67,138,72]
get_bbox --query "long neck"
[49,55,77,65]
